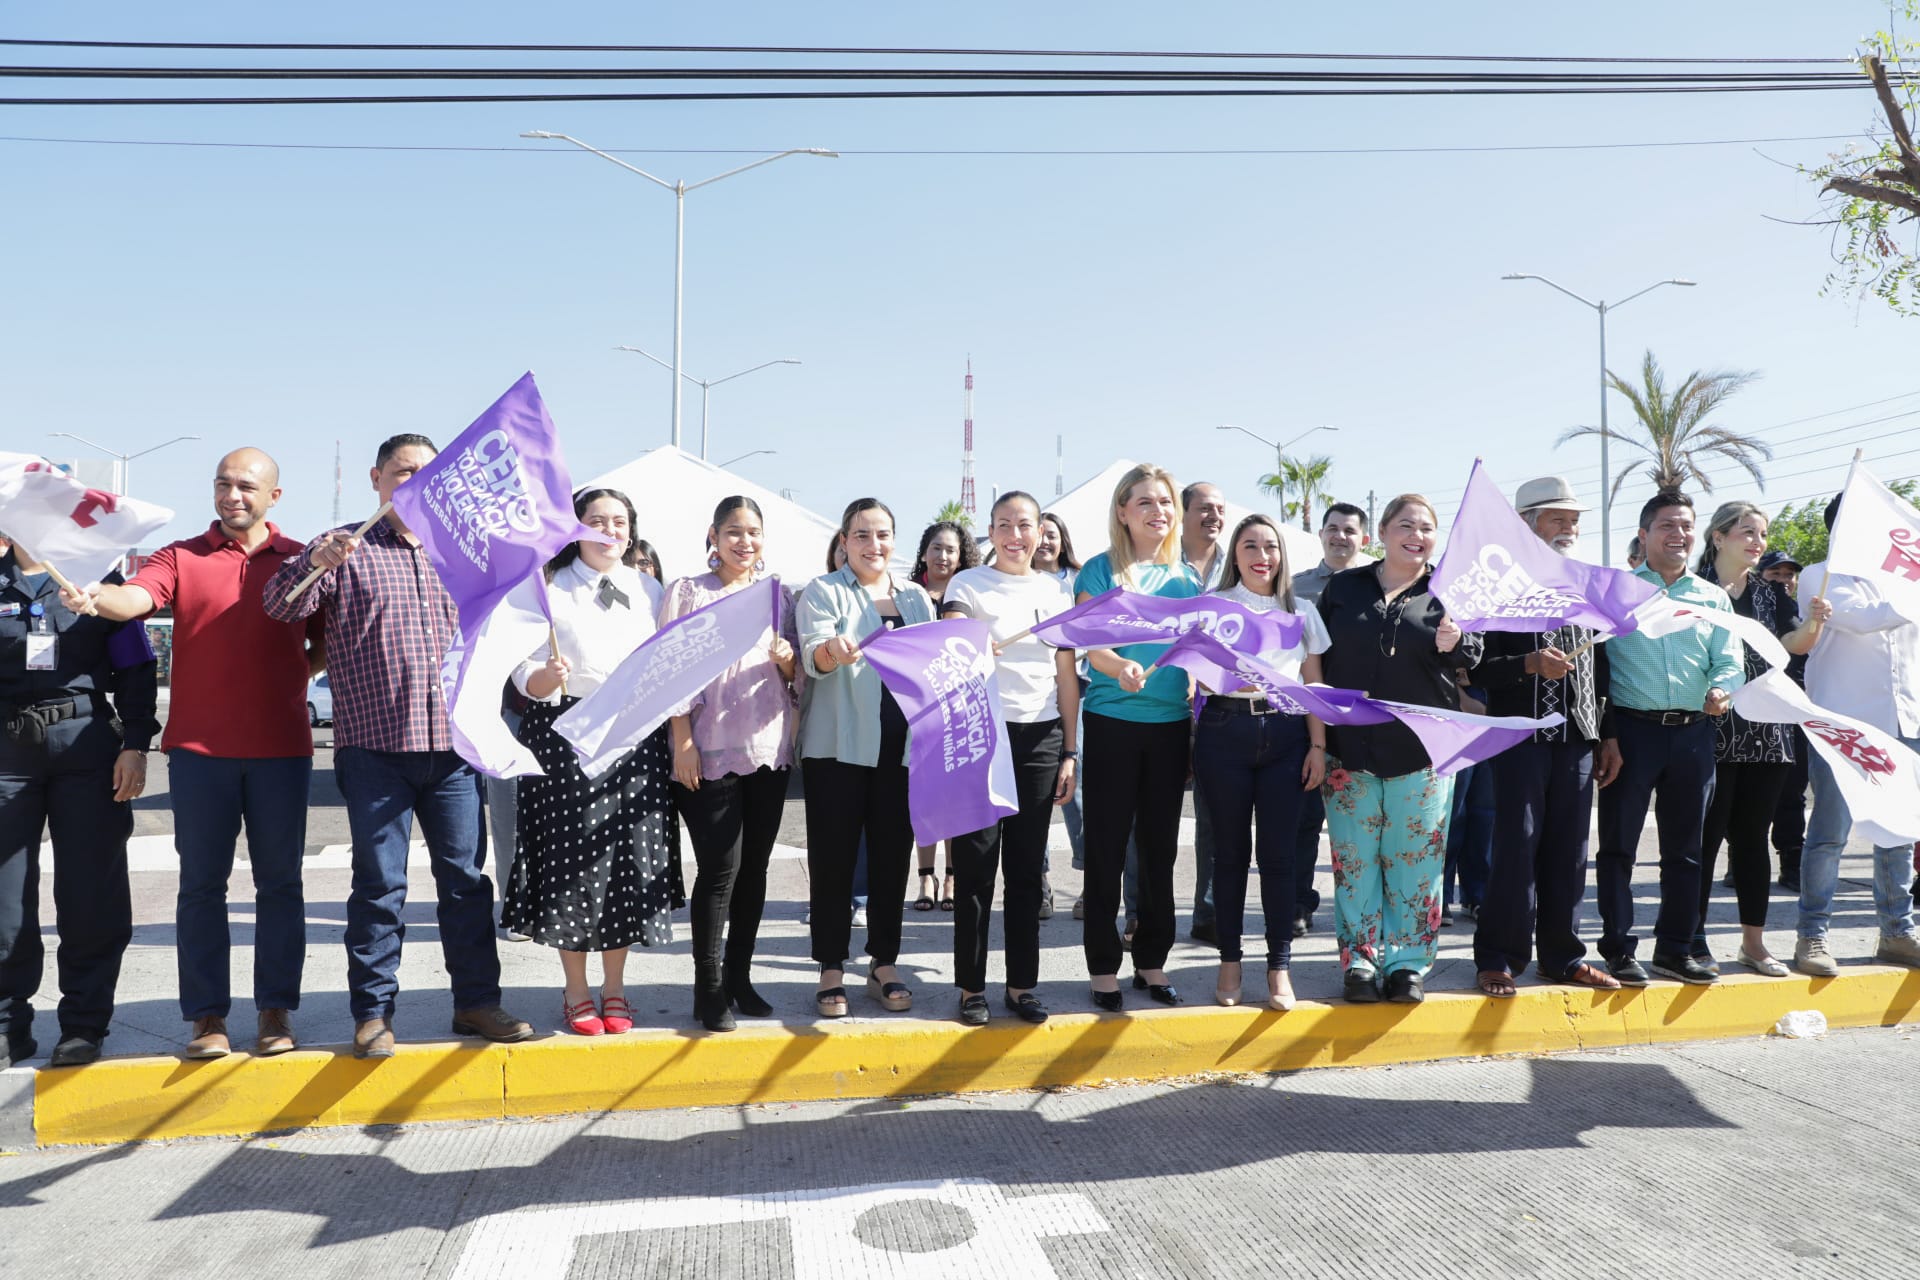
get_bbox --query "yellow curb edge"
[29,967,1920,1147]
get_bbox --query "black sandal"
[814,986,849,1018]
[939,873,956,912]
[913,868,936,912]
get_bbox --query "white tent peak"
[586,445,839,591]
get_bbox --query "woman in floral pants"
[1315,495,1481,1004]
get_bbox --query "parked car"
[308,674,333,727]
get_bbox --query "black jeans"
[1596,715,1716,960]
[1293,788,1325,919]
[0,709,132,1046]
[1192,702,1310,968]
[951,719,1064,992]
[675,766,789,987]
[1769,730,1809,878]
[1081,712,1190,977]
[802,756,912,970]
[1475,739,1594,979]
[1698,758,1790,942]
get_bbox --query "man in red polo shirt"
[68,447,322,1058]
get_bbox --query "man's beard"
[1550,535,1577,556]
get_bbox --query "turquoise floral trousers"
[1322,762,1454,979]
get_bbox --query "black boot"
[694,963,736,1032]
[724,963,773,1018]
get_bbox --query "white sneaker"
[851,906,868,928]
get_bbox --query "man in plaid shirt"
[264,433,532,1058]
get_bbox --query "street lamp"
[1502,272,1696,563]
[614,346,800,459]
[522,130,836,448]
[48,431,201,497]
[718,449,777,468]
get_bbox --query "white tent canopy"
[1044,458,1326,584]
[587,445,840,590]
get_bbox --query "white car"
[307,674,333,727]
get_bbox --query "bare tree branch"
[1863,55,1920,186]
[1823,175,1920,218]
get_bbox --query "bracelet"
[1309,744,1327,752]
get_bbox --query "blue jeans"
[1189,781,1218,929]
[1192,704,1309,967]
[335,747,501,1022]
[1798,738,1920,940]
[168,751,311,1020]
[1443,762,1495,909]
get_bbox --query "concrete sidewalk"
[7,734,1918,1147]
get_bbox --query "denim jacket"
[796,565,937,767]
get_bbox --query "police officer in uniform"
[0,536,158,1068]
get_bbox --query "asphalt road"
[3,1027,1914,1278]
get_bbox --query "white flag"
[1629,590,1790,671]
[1734,671,1920,846]
[441,573,554,779]
[0,457,173,584]
[1827,462,1920,626]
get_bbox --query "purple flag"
[1157,630,1389,725]
[1371,700,1562,777]
[1030,587,1305,655]
[556,578,782,779]
[860,618,1020,845]
[389,372,599,630]
[1156,630,1561,777]
[1432,460,1657,636]
[386,373,601,777]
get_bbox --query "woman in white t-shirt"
[1194,514,1330,1012]
[939,491,1079,1026]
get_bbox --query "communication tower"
[960,359,976,517]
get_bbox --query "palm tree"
[1559,349,1771,505]
[1267,453,1334,530]
[933,498,972,529]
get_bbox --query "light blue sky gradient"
[6,2,1914,567]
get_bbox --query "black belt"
[1616,706,1705,727]
[1211,696,1289,717]
[1,695,102,745]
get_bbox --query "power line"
[0,83,1890,107]
[0,38,1857,62]
[0,131,1864,157]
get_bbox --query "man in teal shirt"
[1595,492,1745,987]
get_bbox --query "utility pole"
[1366,489,1377,536]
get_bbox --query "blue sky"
[5,2,1915,569]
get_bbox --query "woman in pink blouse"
[663,496,801,1032]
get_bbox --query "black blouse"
[1317,563,1483,777]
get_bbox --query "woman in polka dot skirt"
[505,487,681,1036]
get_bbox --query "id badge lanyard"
[24,603,57,671]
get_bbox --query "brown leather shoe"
[256,1008,297,1056]
[186,1015,231,1059]
[451,1005,534,1043]
[353,1018,396,1059]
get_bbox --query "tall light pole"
[1502,272,1696,564]
[719,449,777,468]
[1218,423,1338,520]
[48,431,201,498]
[614,346,800,459]
[522,131,835,448]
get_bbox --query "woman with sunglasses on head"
[1076,463,1202,1011]
[1316,493,1481,1005]
[909,519,983,913]
[505,487,676,1036]
[796,498,938,1018]
[1691,500,1830,977]
[1194,514,1330,1011]
[940,491,1079,1025]
[662,496,801,1031]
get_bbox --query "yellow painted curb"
[32,967,1920,1147]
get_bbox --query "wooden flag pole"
[284,502,392,601]
[549,623,568,697]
